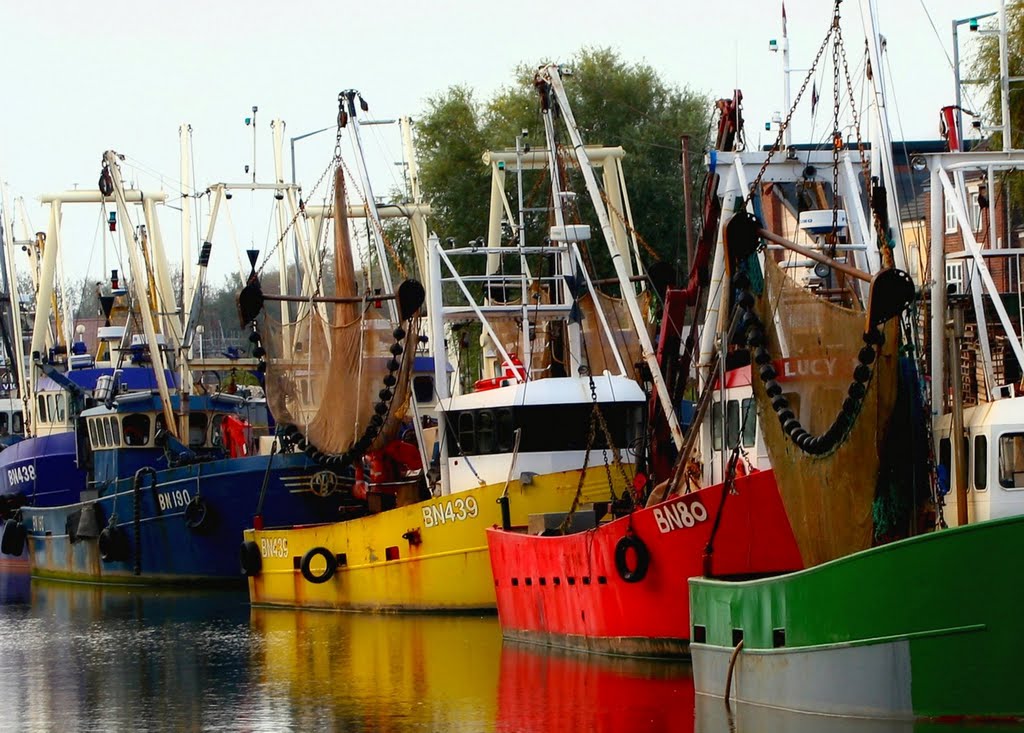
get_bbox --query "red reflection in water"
[496,642,695,733]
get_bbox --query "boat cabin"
[81,392,263,484]
[439,373,645,493]
[936,396,1024,524]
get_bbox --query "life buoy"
[1,518,26,556]
[614,534,650,583]
[184,496,212,532]
[300,546,337,584]
[239,540,262,577]
[98,526,130,563]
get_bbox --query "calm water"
[0,564,1020,733]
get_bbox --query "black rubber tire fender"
[240,540,262,577]
[1,518,26,556]
[98,526,129,563]
[300,546,337,584]
[614,534,650,583]
[184,496,212,532]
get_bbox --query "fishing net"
[751,256,898,566]
[579,291,650,379]
[481,289,649,380]
[260,167,414,455]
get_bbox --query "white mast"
[103,151,179,438]
[180,124,193,328]
[860,0,908,272]
[340,92,399,324]
[0,181,26,402]
[540,65,685,452]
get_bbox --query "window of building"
[122,413,151,447]
[998,433,1024,488]
[974,434,988,491]
[945,195,958,234]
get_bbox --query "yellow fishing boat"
[241,89,681,613]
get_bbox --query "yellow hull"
[245,467,627,611]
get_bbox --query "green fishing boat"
[690,0,1024,721]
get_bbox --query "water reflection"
[0,569,1020,733]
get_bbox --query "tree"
[970,8,1024,226]
[417,47,711,278]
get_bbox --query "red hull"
[487,469,802,657]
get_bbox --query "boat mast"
[0,181,25,403]
[339,91,400,325]
[103,151,179,438]
[540,65,685,451]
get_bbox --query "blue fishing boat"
[8,391,343,584]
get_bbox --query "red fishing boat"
[487,468,801,657]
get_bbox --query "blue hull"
[22,452,344,585]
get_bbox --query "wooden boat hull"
[487,469,803,657]
[689,514,1024,721]
[244,466,623,611]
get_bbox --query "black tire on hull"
[300,546,337,584]
[240,540,262,577]
[1,518,26,556]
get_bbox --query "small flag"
[782,1,788,38]
[811,81,819,116]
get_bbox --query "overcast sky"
[0,0,1007,288]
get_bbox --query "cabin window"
[46,395,55,425]
[37,395,47,424]
[477,411,495,454]
[974,435,988,491]
[457,412,476,454]
[998,433,1024,488]
[103,418,114,448]
[741,398,757,448]
[725,400,740,450]
[0,413,8,435]
[413,376,434,404]
[88,419,99,448]
[55,394,66,424]
[211,415,225,447]
[189,413,208,448]
[711,401,723,451]
[495,408,514,452]
[11,411,22,434]
[122,414,151,447]
[108,417,121,446]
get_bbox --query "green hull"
[689,514,1024,720]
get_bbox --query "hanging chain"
[257,119,343,277]
[599,189,662,263]
[830,2,842,259]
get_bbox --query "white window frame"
[945,195,958,234]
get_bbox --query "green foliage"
[970,9,1024,220]
[416,47,711,277]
